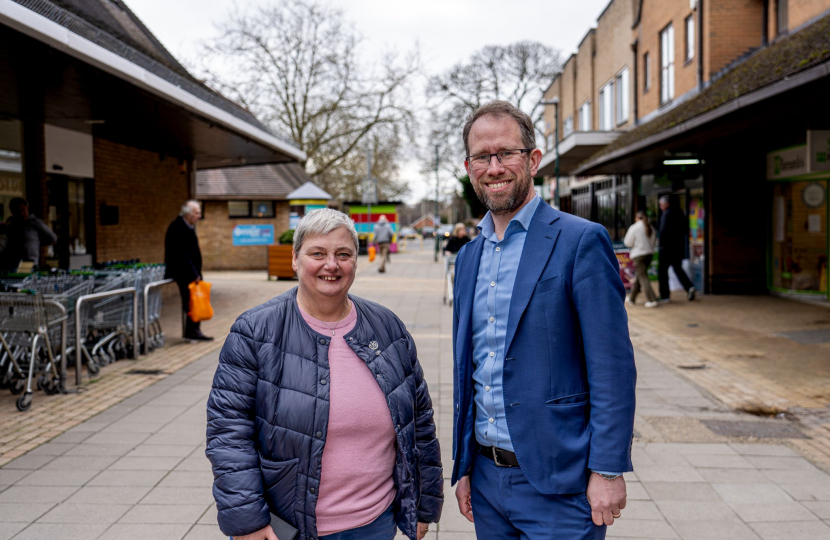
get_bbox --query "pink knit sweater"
[298,301,397,535]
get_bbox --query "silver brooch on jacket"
[369,341,379,350]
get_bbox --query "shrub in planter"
[278,229,295,245]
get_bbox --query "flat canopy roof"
[537,132,621,176]
[196,163,312,200]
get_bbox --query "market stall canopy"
[196,162,311,200]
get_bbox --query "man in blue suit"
[451,101,636,539]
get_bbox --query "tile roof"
[582,11,830,167]
[195,162,312,200]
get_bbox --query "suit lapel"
[503,204,561,355]
[455,236,484,391]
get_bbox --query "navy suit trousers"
[471,454,605,540]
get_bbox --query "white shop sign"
[44,124,94,178]
[766,145,807,180]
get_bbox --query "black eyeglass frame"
[465,148,534,168]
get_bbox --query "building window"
[228,200,276,218]
[777,0,788,35]
[616,67,629,125]
[578,101,591,131]
[660,23,675,104]
[564,116,574,137]
[252,201,275,218]
[599,81,615,131]
[644,52,651,92]
[546,133,554,151]
[228,201,250,217]
[685,15,695,62]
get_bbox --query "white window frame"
[644,52,651,92]
[546,133,554,151]
[660,23,675,104]
[599,81,615,131]
[685,15,695,62]
[563,116,574,137]
[578,101,591,131]
[616,67,630,125]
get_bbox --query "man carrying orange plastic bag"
[164,200,214,342]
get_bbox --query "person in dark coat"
[657,196,695,302]
[0,198,57,271]
[206,208,442,540]
[443,223,470,255]
[164,200,212,341]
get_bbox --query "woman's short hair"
[453,223,466,236]
[294,208,359,254]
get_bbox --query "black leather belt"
[478,445,520,468]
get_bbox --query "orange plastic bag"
[188,280,214,322]
[368,245,377,262]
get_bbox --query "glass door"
[771,180,828,296]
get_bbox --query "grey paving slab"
[141,487,215,505]
[84,432,150,446]
[762,468,830,485]
[24,443,76,457]
[97,523,191,540]
[157,471,213,487]
[63,443,138,457]
[0,502,55,522]
[643,482,721,501]
[633,466,706,483]
[87,470,167,487]
[602,519,679,538]
[142,432,204,446]
[712,483,792,504]
[657,500,741,522]
[728,501,818,522]
[0,485,77,503]
[621,500,663,520]
[671,520,762,540]
[126,445,198,458]
[108,456,183,471]
[0,522,26,540]
[41,455,119,471]
[172,456,211,472]
[802,501,830,519]
[626,481,651,500]
[67,421,112,433]
[2,455,54,470]
[749,520,830,540]
[696,468,772,484]
[98,422,162,434]
[181,524,230,540]
[48,431,93,444]
[683,454,754,469]
[12,523,108,540]
[36,503,131,524]
[0,469,30,485]
[743,456,818,470]
[119,504,211,524]
[66,486,151,505]
[728,444,798,457]
[18,470,98,486]
[779,482,830,501]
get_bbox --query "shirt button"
[495,247,501,252]
[485,386,491,392]
[490,281,496,287]
[315,431,322,438]
[489,351,495,357]
[489,316,494,322]
[488,417,495,424]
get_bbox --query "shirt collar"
[477,195,541,240]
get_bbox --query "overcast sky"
[130,0,611,202]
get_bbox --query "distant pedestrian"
[374,214,393,273]
[0,198,57,271]
[658,196,695,302]
[164,200,213,341]
[624,211,658,307]
[443,223,470,255]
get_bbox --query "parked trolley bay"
[0,263,173,411]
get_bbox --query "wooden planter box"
[268,245,296,280]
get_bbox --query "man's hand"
[455,475,474,522]
[417,522,430,539]
[586,472,627,526]
[232,524,277,540]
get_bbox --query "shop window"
[616,68,630,125]
[252,201,275,218]
[578,101,591,131]
[660,23,675,104]
[771,181,827,294]
[599,81,615,131]
[228,201,251,217]
[564,116,574,137]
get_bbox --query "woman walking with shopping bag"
[624,210,659,308]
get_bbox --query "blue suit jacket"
[451,201,636,494]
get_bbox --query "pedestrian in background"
[657,196,695,302]
[0,198,57,271]
[624,210,658,308]
[443,223,470,255]
[164,200,213,341]
[373,214,393,273]
[206,208,442,540]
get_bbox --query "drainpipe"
[697,0,704,89]
[762,0,770,46]
[632,40,639,124]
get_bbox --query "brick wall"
[786,0,830,32]
[542,77,562,145]
[93,138,188,264]
[706,0,764,80]
[575,31,596,130]
[560,56,576,135]
[637,0,699,119]
[199,200,290,270]
[595,0,635,130]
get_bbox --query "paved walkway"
[1,247,829,539]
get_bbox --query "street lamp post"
[434,145,440,263]
[539,98,561,209]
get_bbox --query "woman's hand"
[417,522,430,539]
[232,525,277,540]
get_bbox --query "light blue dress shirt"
[471,196,541,451]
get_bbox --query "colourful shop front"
[767,135,829,300]
[346,202,401,254]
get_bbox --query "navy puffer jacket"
[206,288,443,540]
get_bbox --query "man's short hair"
[9,198,27,215]
[659,195,670,206]
[462,101,536,156]
[180,200,201,216]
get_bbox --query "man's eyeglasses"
[466,149,532,172]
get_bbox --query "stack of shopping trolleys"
[0,264,168,411]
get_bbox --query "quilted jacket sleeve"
[405,331,444,524]
[206,315,271,537]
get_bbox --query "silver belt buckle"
[491,446,506,467]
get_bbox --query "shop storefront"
[767,138,829,300]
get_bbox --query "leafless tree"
[425,42,563,178]
[197,1,418,200]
